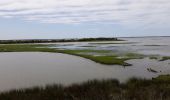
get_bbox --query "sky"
[0,0,170,39]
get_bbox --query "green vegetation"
[76,37,122,42]
[0,44,145,66]
[0,37,121,44]
[50,49,133,66]
[160,56,170,61]
[84,55,131,66]
[124,53,144,59]
[149,56,170,61]
[0,75,170,100]
[0,44,56,52]
[149,56,159,60]
[155,75,170,81]
[59,49,112,54]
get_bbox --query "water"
[120,37,170,56]
[0,37,170,91]
[0,52,169,91]
[50,36,170,56]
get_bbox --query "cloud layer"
[0,0,169,26]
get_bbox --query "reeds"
[0,75,170,100]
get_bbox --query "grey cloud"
[0,0,169,27]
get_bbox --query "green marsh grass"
[0,44,143,66]
[0,75,170,100]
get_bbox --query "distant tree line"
[0,37,121,44]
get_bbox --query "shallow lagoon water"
[120,37,170,56]
[50,37,170,56]
[0,52,169,91]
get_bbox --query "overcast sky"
[0,0,169,39]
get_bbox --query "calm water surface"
[0,52,169,91]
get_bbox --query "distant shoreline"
[0,37,122,44]
[1,35,170,41]
[0,36,169,44]
[118,35,170,38]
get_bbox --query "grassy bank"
[0,44,144,66]
[0,75,170,100]
[53,49,141,66]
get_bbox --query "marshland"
[1,0,170,99]
[0,37,170,99]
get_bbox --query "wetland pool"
[0,52,169,91]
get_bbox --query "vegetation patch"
[54,49,132,66]
[154,75,170,81]
[0,75,170,100]
[0,44,145,66]
[149,56,160,60]
[159,56,170,61]
[124,53,144,59]
[0,37,122,44]
[0,44,55,52]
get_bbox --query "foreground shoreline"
[0,75,170,100]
